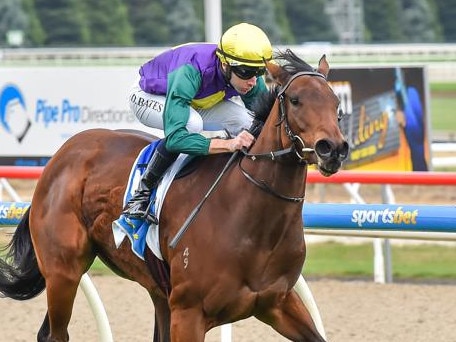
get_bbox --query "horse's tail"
[0,206,45,300]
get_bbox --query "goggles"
[231,65,266,80]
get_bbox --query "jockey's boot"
[122,140,177,224]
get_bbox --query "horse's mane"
[249,49,315,137]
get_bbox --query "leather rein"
[239,71,327,203]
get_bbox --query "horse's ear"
[317,54,329,78]
[266,61,289,86]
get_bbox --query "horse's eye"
[289,97,299,106]
[337,108,344,121]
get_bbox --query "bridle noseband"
[239,71,327,202]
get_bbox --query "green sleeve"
[241,76,268,110]
[163,64,211,155]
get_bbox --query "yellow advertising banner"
[329,66,430,171]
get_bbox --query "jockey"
[122,22,273,223]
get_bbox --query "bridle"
[239,71,327,202]
[242,71,327,163]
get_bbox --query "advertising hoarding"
[0,66,145,166]
[1,65,431,171]
[329,66,431,171]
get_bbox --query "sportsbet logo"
[0,202,30,221]
[351,206,418,228]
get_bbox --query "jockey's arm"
[163,65,254,155]
[163,65,211,155]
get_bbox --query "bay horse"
[0,50,348,341]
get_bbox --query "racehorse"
[0,50,348,342]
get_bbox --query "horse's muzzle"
[314,139,350,176]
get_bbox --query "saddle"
[112,140,203,296]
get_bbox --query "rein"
[238,158,305,203]
[239,71,327,202]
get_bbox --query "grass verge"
[430,83,456,133]
[2,234,455,282]
[88,258,116,276]
[431,98,456,132]
[304,241,456,282]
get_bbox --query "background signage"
[329,66,430,171]
[0,66,144,166]
[1,65,431,171]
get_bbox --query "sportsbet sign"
[0,202,30,226]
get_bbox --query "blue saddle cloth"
[112,140,160,260]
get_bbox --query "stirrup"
[145,213,158,225]
[123,200,157,225]
[144,200,158,224]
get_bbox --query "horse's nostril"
[339,141,350,161]
[315,140,332,159]
[316,139,350,161]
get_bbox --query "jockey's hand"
[208,130,255,154]
[229,130,255,152]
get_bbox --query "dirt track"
[1,275,456,341]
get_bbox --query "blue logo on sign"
[0,84,31,142]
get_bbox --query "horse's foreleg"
[170,308,206,342]
[257,290,326,342]
[152,295,171,342]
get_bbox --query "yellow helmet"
[216,23,272,67]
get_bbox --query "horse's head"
[266,50,349,176]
